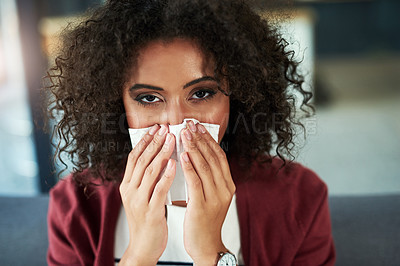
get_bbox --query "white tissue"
[128,118,220,205]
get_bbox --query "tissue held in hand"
[128,118,220,205]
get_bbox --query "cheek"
[216,111,229,144]
[125,109,162,129]
[123,94,160,129]
[204,99,230,144]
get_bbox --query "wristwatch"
[217,251,237,266]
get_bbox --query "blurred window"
[0,0,39,196]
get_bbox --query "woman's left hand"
[180,121,236,266]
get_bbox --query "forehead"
[128,38,215,84]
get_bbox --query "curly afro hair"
[45,0,314,186]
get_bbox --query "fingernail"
[158,125,167,135]
[188,120,197,133]
[182,152,190,163]
[149,124,159,135]
[167,159,173,169]
[198,124,206,134]
[184,129,192,140]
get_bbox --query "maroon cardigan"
[47,158,335,265]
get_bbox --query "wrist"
[119,245,157,266]
[120,255,155,266]
[190,243,228,266]
[192,256,218,266]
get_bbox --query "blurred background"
[1,0,399,196]
[0,0,399,264]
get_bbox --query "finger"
[150,159,176,207]
[186,122,225,193]
[131,124,169,188]
[140,133,175,200]
[180,152,205,204]
[197,124,236,194]
[181,127,217,199]
[122,124,159,184]
[189,121,223,184]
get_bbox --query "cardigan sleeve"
[47,174,121,266]
[293,181,336,266]
[47,183,82,266]
[234,158,336,265]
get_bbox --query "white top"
[114,195,244,265]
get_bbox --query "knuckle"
[154,183,166,195]
[191,177,202,188]
[216,148,227,159]
[138,135,150,148]
[208,154,218,165]
[136,155,146,166]
[122,169,130,179]
[183,162,193,171]
[195,141,206,151]
[144,165,154,176]
[119,185,133,202]
[223,192,232,204]
[140,136,148,145]
[143,133,153,142]
[200,162,210,172]
[119,183,125,194]
[161,142,171,153]
[187,141,197,151]
[128,150,138,161]
[231,183,236,194]
[193,132,202,141]
[163,168,172,179]
[152,135,163,146]
[182,157,193,169]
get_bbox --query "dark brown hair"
[45,0,314,186]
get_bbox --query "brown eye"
[194,91,207,98]
[191,89,216,100]
[142,95,157,102]
[134,94,162,106]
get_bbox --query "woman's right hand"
[119,124,176,266]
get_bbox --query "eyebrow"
[129,76,218,91]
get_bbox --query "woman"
[46,0,336,265]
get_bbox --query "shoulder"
[47,171,121,264]
[234,157,327,198]
[234,157,329,231]
[48,170,120,221]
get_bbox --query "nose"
[162,103,190,126]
